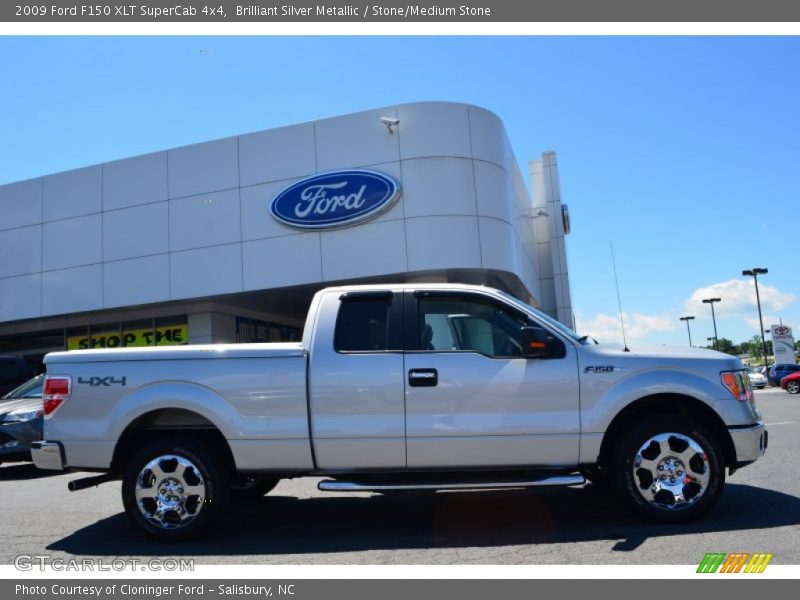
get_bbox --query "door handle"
[409,368,438,387]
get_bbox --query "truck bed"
[44,342,305,363]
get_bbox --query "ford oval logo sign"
[270,169,400,230]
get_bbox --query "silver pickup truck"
[33,284,767,540]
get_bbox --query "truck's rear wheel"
[614,416,725,523]
[121,436,228,541]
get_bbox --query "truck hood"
[44,342,306,364]
[579,343,743,371]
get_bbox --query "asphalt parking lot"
[1,387,797,565]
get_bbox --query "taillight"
[43,376,71,417]
[721,370,753,402]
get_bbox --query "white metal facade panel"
[103,151,168,210]
[43,166,102,222]
[0,178,42,231]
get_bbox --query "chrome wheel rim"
[633,432,710,511]
[788,382,799,394]
[135,454,206,529]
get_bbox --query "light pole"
[702,297,722,350]
[707,336,717,348]
[742,268,769,374]
[680,316,695,347]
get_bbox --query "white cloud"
[575,280,795,346]
[685,279,795,317]
[744,316,783,333]
[576,312,676,345]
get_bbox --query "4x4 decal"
[77,376,127,387]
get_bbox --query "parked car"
[0,374,44,464]
[33,284,767,540]
[748,369,768,389]
[780,372,800,394]
[0,356,35,396]
[768,363,800,386]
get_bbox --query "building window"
[235,317,301,343]
[66,317,188,350]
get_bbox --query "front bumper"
[31,441,66,471]
[729,422,768,464]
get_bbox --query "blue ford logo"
[270,169,400,230]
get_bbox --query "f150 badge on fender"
[584,366,616,373]
[270,169,400,230]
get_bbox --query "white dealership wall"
[0,101,573,348]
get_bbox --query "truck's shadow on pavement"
[0,463,61,481]
[47,483,800,557]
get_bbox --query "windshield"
[495,291,590,345]
[2,375,44,401]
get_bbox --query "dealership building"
[0,101,573,368]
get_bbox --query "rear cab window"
[334,292,402,352]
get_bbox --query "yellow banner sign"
[67,324,188,351]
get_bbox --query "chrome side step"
[318,474,585,492]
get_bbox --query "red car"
[781,372,800,394]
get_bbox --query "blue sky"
[0,36,797,347]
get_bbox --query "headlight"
[1,408,43,423]
[721,370,754,403]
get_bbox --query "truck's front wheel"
[614,417,725,523]
[121,436,229,541]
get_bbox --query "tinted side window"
[334,297,394,352]
[418,295,543,358]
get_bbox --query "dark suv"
[768,363,800,386]
[0,357,35,396]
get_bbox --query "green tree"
[715,337,736,355]
[747,335,763,359]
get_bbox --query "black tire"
[786,381,800,394]
[613,416,725,523]
[230,476,280,501]
[582,465,612,489]
[121,436,229,541]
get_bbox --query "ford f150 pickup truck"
[32,284,767,540]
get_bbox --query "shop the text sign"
[67,325,189,350]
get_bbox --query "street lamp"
[707,336,717,347]
[680,315,695,347]
[742,268,769,374]
[702,298,722,350]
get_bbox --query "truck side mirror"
[520,326,554,358]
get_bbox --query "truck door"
[308,290,406,470]
[404,290,580,469]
